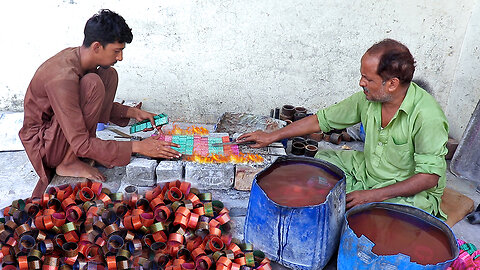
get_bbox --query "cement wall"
[1,0,479,140]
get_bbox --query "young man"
[19,9,181,199]
[238,39,449,219]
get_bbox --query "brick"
[234,165,264,191]
[156,160,184,186]
[210,189,251,217]
[184,162,234,190]
[125,157,158,186]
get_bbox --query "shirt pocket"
[384,136,413,171]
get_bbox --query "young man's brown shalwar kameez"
[19,47,133,198]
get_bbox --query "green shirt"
[315,82,448,218]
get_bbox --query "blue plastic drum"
[338,202,459,270]
[244,155,346,270]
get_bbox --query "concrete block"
[184,162,234,190]
[125,157,158,187]
[156,160,184,185]
[51,165,125,193]
[210,189,251,217]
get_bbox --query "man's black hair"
[367,39,416,86]
[83,9,133,47]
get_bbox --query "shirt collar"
[397,82,418,115]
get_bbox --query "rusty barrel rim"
[252,154,346,209]
[343,202,459,266]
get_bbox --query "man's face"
[97,42,125,69]
[359,53,392,103]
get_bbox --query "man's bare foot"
[56,159,106,182]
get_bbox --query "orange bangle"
[173,214,189,228]
[106,256,117,269]
[51,212,66,227]
[167,187,183,202]
[66,206,83,222]
[132,215,142,230]
[154,205,171,222]
[216,212,230,225]
[61,197,76,211]
[43,215,54,230]
[195,255,212,270]
[187,213,199,229]
[257,263,273,270]
[209,227,221,237]
[17,256,28,270]
[152,230,167,243]
[90,181,102,195]
[98,193,112,206]
[3,207,10,217]
[193,206,205,216]
[179,181,191,195]
[175,206,190,217]
[208,236,224,252]
[150,197,165,210]
[209,218,220,229]
[64,231,79,243]
[228,243,242,256]
[168,233,184,244]
[234,256,246,266]
[140,212,155,227]
[217,256,232,268]
[186,193,201,206]
[191,247,205,259]
[78,187,95,202]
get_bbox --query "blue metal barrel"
[338,202,459,270]
[244,155,346,270]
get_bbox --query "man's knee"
[97,67,118,88]
[80,73,106,102]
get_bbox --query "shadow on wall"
[413,78,432,94]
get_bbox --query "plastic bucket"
[244,155,346,270]
[338,202,459,270]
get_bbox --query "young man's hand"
[132,136,181,159]
[128,106,162,132]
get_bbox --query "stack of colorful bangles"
[0,180,272,270]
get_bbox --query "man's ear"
[387,77,400,92]
[91,41,102,53]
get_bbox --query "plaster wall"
[0,0,478,139]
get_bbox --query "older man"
[20,9,181,199]
[239,39,448,219]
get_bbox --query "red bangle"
[168,233,184,244]
[179,181,191,195]
[216,212,230,225]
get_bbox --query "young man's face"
[97,41,125,68]
[359,53,392,103]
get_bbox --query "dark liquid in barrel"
[348,208,454,265]
[257,161,341,207]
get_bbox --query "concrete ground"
[0,123,479,269]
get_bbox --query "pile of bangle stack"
[0,180,272,270]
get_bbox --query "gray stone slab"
[210,189,251,217]
[184,162,234,189]
[50,165,124,194]
[125,157,158,186]
[156,160,184,185]
[451,99,480,183]
[229,216,245,241]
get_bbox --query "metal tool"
[108,127,144,141]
